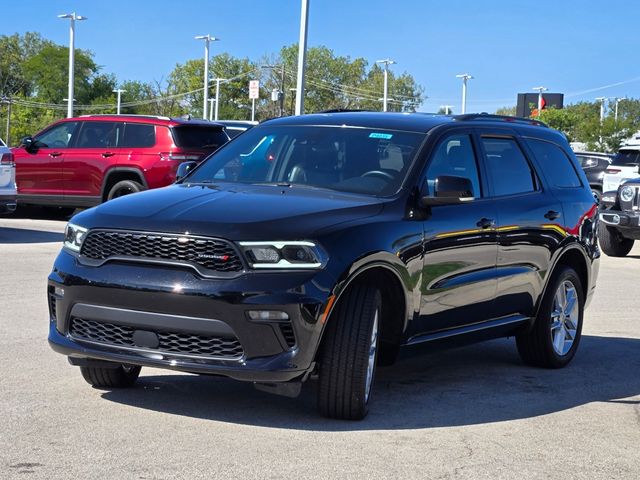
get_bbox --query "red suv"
[13,115,229,210]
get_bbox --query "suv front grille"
[69,317,244,359]
[80,230,243,273]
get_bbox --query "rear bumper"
[48,250,336,383]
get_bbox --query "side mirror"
[175,161,197,182]
[21,136,35,152]
[420,175,475,207]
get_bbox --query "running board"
[405,315,530,346]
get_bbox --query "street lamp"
[532,86,548,117]
[614,97,626,123]
[112,89,126,115]
[195,34,219,120]
[376,59,396,112]
[58,12,87,118]
[595,97,606,124]
[261,65,286,117]
[295,0,309,116]
[456,74,473,114]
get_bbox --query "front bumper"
[599,209,640,240]
[48,250,336,383]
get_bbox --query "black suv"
[48,112,599,420]
[599,179,640,256]
[574,151,613,203]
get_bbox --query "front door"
[414,130,498,337]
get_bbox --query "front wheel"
[516,266,584,368]
[80,364,141,388]
[317,284,381,420]
[599,224,634,257]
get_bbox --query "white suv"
[0,137,16,214]
[602,147,640,195]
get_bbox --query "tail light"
[159,152,202,161]
[0,152,14,165]
[605,168,621,174]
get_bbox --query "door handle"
[476,217,495,229]
[544,210,561,220]
[49,152,62,158]
[102,152,115,158]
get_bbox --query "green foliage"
[495,105,516,116]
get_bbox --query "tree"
[495,105,516,116]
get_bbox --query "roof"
[69,114,225,128]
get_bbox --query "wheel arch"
[101,167,148,202]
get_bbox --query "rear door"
[415,129,499,336]
[15,121,79,198]
[476,130,564,319]
[63,121,123,202]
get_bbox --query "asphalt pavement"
[1,215,638,479]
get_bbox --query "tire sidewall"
[107,180,143,201]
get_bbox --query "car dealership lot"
[1,216,638,479]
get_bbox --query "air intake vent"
[279,323,296,349]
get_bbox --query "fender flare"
[101,167,148,200]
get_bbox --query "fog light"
[247,310,289,321]
[54,286,65,297]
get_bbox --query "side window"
[527,139,582,188]
[35,122,78,148]
[426,134,481,198]
[76,122,119,148]
[120,123,156,148]
[482,137,536,196]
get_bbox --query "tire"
[516,266,584,368]
[598,223,634,257]
[317,284,381,420]
[107,180,144,201]
[80,364,141,388]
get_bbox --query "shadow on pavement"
[101,334,640,430]
[0,227,64,244]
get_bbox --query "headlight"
[620,185,635,203]
[238,241,325,269]
[63,223,88,252]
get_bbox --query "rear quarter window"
[120,123,156,148]
[527,139,582,188]
[171,126,229,150]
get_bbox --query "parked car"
[573,151,613,203]
[599,178,640,256]
[47,112,599,420]
[0,137,16,214]
[13,115,230,213]
[215,120,258,138]
[601,146,640,197]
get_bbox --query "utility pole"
[213,78,226,121]
[112,89,126,114]
[58,12,87,118]
[595,97,606,124]
[195,34,219,120]
[1,97,11,145]
[456,74,474,114]
[615,97,626,123]
[376,59,396,112]
[532,86,548,117]
[295,0,309,116]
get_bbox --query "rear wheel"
[516,266,584,368]
[107,180,144,201]
[80,364,141,388]
[599,223,634,257]
[317,284,381,420]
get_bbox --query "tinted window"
[172,126,228,149]
[528,139,582,187]
[225,128,245,139]
[612,150,640,166]
[76,122,119,148]
[35,122,78,148]
[120,123,156,148]
[426,134,481,197]
[186,126,425,196]
[482,137,536,196]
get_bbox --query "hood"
[73,183,386,240]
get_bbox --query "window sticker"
[369,132,393,140]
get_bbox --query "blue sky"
[3,0,640,113]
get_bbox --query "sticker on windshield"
[369,132,393,140]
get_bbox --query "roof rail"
[454,113,548,128]
[317,109,373,114]
[79,114,172,121]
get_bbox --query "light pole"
[376,59,396,112]
[295,0,309,116]
[208,98,215,121]
[195,34,219,120]
[213,78,227,121]
[112,89,126,115]
[532,86,548,117]
[456,74,473,114]
[595,97,606,124]
[58,12,87,118]
[440,105,453,115]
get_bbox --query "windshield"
[171,126,229,150]
[185,125,425,196]
[612,150,640,166]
